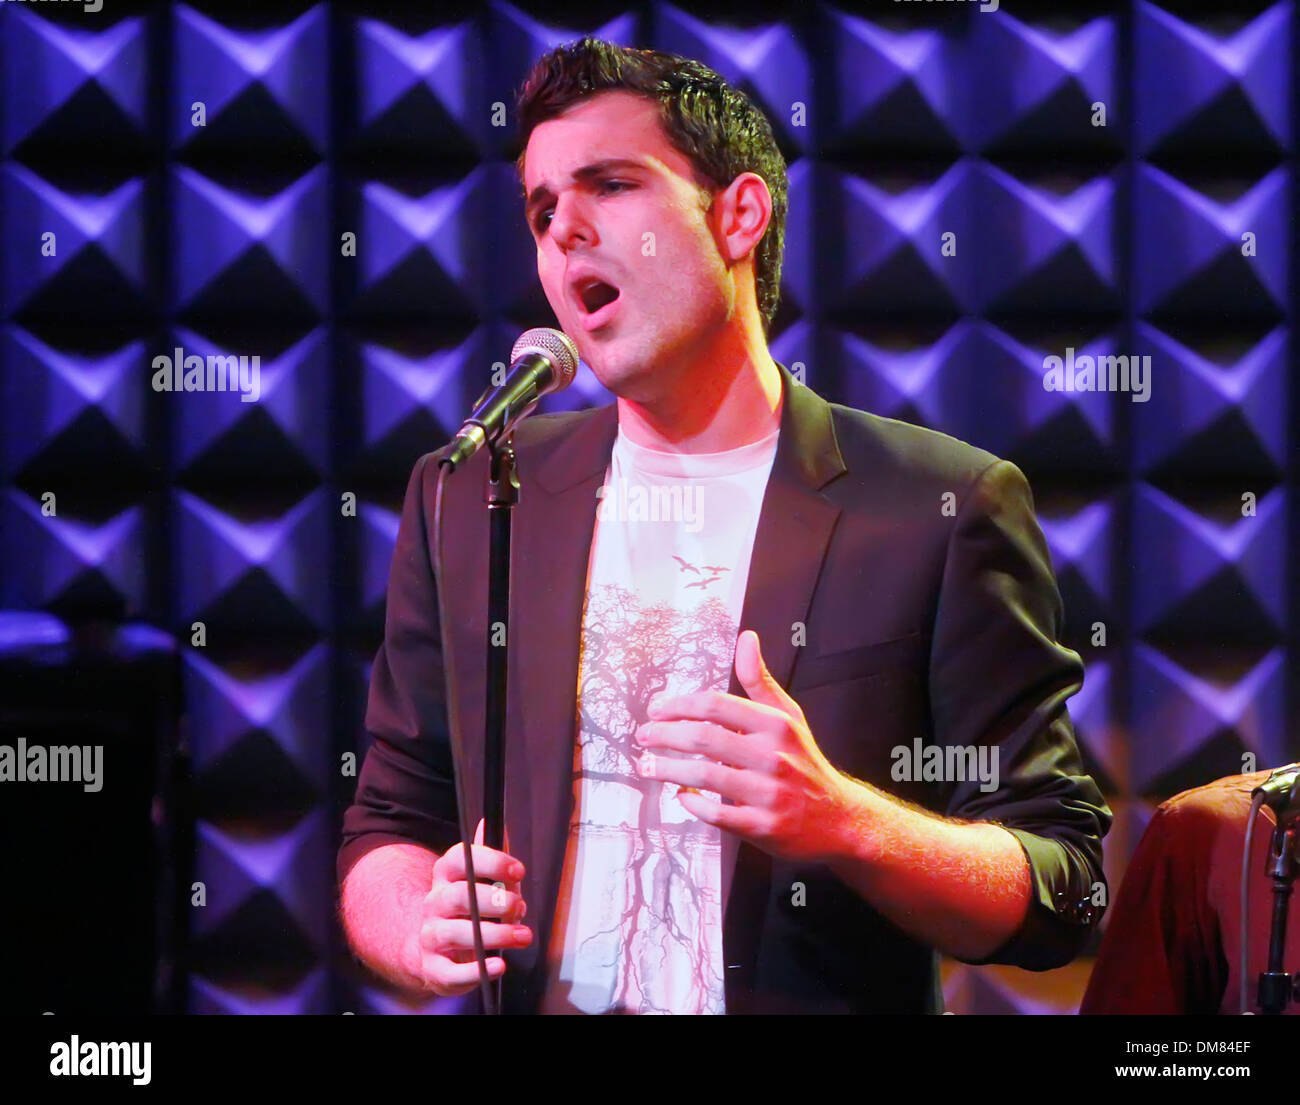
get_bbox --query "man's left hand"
[633,629,857,863]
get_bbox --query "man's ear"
[713,172,772,266]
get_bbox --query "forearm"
[339,842,438,991]
[826,779,1031,961]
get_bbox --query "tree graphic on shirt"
[572,582,734,1013]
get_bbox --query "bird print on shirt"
[672,556,731,592]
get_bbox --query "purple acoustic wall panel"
[171,4,329,156]
[974,165,1121,315]
[1,10,150,156]
[2,166,155,322]
[820,10,962,156]
[2,330,151,483]
[824,161,978,317]
[1131,324,1289,478]
[351,16,488,157]
[174,489,331,636]
[963,12,1120,155]
[1131,485,1285,640]
[1134,1,1290,157]
[164,2,333,1014]
[188,812,334,1011]
[2,488,147,617]
[185,643,334,807]
[1135,164,1287,317]
[1129,643,1288,793]
[170,326,331,482]
[171,165,331,320]
[346,171,490,318]
[1040,495,1117,646]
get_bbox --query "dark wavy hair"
[514,37,788,334]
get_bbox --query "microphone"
[439,328,580,472]
[1252,762,1300,823]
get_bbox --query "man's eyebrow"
[525,159,648,215]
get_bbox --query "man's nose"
[548,194,595,250]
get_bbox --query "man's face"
[522,91,735,401]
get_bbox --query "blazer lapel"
[722,363,846,1012]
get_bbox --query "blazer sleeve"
[336,451,462,887]
[929,458,1112,970]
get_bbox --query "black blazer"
[338,362,1112,1014]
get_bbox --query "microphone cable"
[432,459,497,1015]
[1240,788,1267,1014]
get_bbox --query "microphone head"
[511,327,579,393]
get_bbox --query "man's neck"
[615,346,784,455]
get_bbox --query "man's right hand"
[407,819,532,996]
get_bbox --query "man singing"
[337,38,1111,1014]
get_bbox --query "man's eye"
[533,182,632,232]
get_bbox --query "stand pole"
[481,437,518,1015]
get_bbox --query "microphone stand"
[1257,818,1299,1014]
[481,434,518,1015]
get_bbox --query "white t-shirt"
[539,419,779,1014]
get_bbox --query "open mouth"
[576,278,620,316]
[568,271,623,333]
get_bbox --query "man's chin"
[586,357,651,402]
[586,359,631,397]
[584,333,694,403]
[574,338,628,388]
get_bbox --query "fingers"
[637,719,773,771]
[421,954,508,995]
[474,817,513,855]
[636,752,774,808]
[433,840,525,887]
[417,827,530,996]
[648,690,785,734]
[675,789,766,837]
[415,901,533,995]
[421,917,533,958]
[430,878,527,924]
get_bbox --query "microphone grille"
[511,327,580,390]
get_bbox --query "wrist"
[823,776,889,870]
